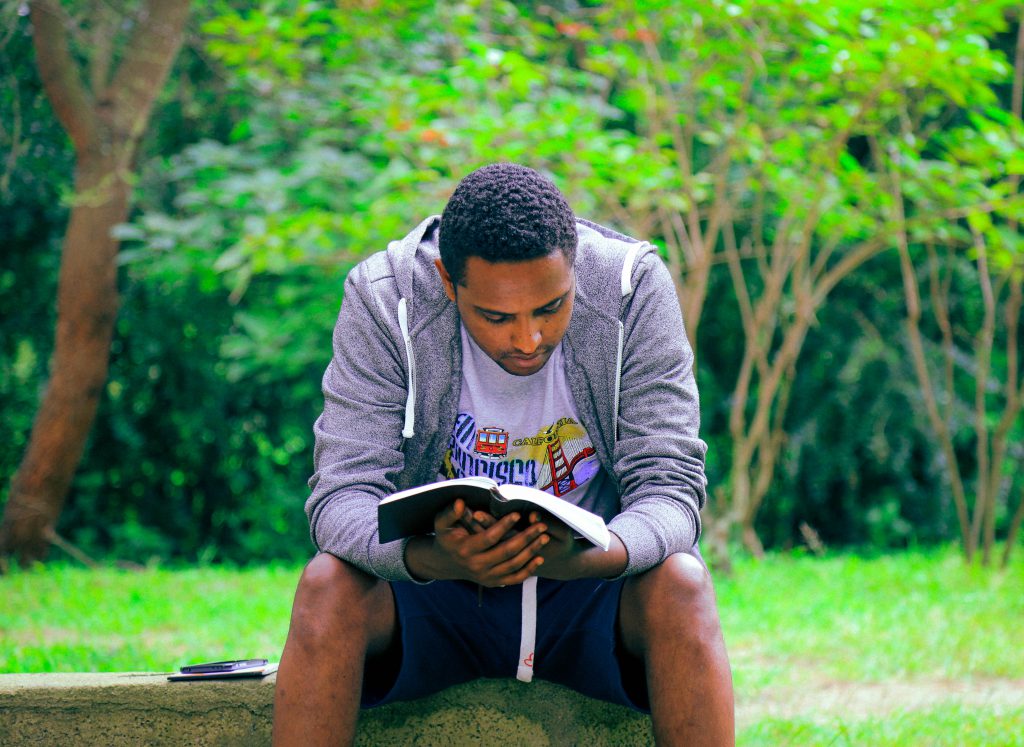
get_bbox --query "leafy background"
[2,0,1023,564]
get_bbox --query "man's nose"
[511,319,542,354]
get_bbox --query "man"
[272,163,734,746]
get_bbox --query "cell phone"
[179,658,268,674]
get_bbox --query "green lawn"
[719,548,1024,692]
[0,564,297,672]
[2,546,1022,743]
[745,705,1024,747]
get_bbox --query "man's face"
[436,252,575,376]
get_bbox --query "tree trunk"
[0,153,126,563]
[0,0,190,566]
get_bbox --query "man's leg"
[272,553,397,747]
[618,552,735,747]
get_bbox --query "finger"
[490,533,549,577]
[494,555,546,587]
[482,511,523,545]
[475,521,548,567]
[541,515,571,541]
[458,511,521,554]
[434,499,466,532]
[460,511,487,534]
[473,511,498,529]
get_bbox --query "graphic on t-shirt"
[444,413,598,497]
[526,420,598,496]
[474,427,509,457]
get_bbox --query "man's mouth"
[503,350,549,372]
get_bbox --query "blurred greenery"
[2,1,1024,564]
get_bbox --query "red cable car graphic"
[474,427,509,457]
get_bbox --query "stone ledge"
[0,673,653,746]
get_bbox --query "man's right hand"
[404,499,548,586]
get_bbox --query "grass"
[741,704,1024,747]
[716,547,1024,696]
[2,545,1022,743]
[0,564,297,672]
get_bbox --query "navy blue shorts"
[361,576,650,711]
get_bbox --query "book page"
[497,484,610,550]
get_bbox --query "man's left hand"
[466,509,627,580]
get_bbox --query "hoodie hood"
[382,214,654,441]
[384,215,655,332]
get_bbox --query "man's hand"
[467,510,601,580]
[404,499,548,586]
[523,511,590,580]
[472,509,630,580]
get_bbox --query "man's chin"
[499,351,551,376]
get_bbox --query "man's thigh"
[533,575,649,710]
[362,579,522,707]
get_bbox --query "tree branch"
[104,0,190,142]
[1013,16,1023,122]
[969,228,995,558]
[29,0,98,151]
[889,159,974,558]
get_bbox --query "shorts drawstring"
[517,576,538,682]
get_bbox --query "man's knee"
[289,554,384,642]
[636,551,712,599]
[622,552,720,644]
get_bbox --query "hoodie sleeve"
[305,260,420,582]
[606,252,707,575]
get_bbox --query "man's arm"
[305,260,417,581]
[605,251,707,575]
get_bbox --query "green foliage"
[3,0,1024,561]
[0,11,67,511]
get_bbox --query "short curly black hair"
[439,163,578,286]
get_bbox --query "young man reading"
[272,163,735,746]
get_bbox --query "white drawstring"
[620,241,647,296]
[613,241,646,443]
[613,321,624,443]
[517,576,538,682]
[397,298,416,438]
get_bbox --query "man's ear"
[435,258,457,303]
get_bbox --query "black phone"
[179,658,268,674]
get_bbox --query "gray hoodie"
[306,216,707,582]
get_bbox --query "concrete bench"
[0,672,653,745]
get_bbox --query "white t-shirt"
[440,324,617,522]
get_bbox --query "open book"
[377,476,611,550]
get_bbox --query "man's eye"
[539,302,562,315]
[483,314,510,324]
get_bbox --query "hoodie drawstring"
[397,298,416,439]
[613,241,646,444]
